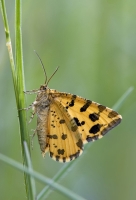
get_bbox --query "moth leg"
[19,103,33,111]
[24,89,39,94]
[28,111,36,123]
[30,128,37,150]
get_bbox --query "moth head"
[39,85,47,91]
[34,50,59,87]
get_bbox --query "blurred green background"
[0,0,136,200]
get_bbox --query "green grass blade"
[0,0,34,199]
[37,162,77,199]
[0,153,87,200]
[0,0,16,93]
[112,86,134,111]
[15,0,33,199]
[24,142,36,199]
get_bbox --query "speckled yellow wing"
[46,100,83,162]
[45,90,122,162]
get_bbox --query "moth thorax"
[38,99,50,110]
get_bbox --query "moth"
[24,54,122,162]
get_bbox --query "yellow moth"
[24,53,122,162]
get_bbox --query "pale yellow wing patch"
[44,100,83,162]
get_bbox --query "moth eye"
[40,85,46,90]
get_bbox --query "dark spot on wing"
[98,105,106,112]
[86,136,93,142]
[76,139,83,149]
[80,100,92,112]
[53,143,57,148]
[61,133,67,140]
[57,149,65,155]
[108,110,118,118]
[59,119,65,124]
[89,124,101,134]
[63,157,66,162]
[69,99,74,107]
[89,113,99,122]
[74,117,81,126]
[69,150,80,161]
[56,156,60,161]
[86,135,100,142]
[74,117,85,126]
[50,152,53,158]
[47,134,58,139]
[72,95,77,99]
[66,95,76,109]
[81,121,85,125]
[71,125,78,132]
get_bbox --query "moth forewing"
[53,92,122,145]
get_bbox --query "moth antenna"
[46,66,59,86]
[34,50,47,84]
